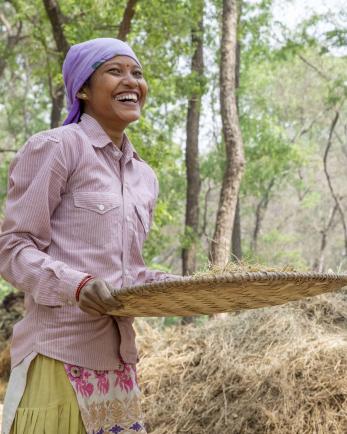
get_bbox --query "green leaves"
[1,0,347,274]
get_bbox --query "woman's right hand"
[78,278,123,316]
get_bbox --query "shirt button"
[126,216,131,222]
[98,204,105,211]
[67,300,73,306]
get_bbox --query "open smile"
[112,91,140,104]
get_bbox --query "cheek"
[140,81,148,105]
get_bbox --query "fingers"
[99,281,124,309]
[80,306,104,317]
[78,279,107,315]
[78,278,123,315]
[78,296,106,315]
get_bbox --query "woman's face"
[78,55,148,127]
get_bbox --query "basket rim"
[114,271,347,297]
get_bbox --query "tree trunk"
[42,0,70,56]
[210,0,245,267]
[231,8,242,260]
[251,177,275,253]
[50,84,66,128]
[232,198,242,259]
[117,0,139,41]
[182,16,204,277]
[42,0,70,128]
[231,14,242,260]
[181,3,204,326]
[0,9,22,79]
[323,110,347,258]
[312,204,338,272]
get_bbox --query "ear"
[76,87,88,100]
[76,90,88,100]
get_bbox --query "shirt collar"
[78,113,143,162]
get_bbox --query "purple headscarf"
[62,38,141,125]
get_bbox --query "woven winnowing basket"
[109,271,347,317]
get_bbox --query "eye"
[133,70,143,79]
[108,68,121,75]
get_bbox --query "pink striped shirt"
[0,113,175,370]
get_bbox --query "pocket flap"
[73,192,120,214]
[135,204,150,233]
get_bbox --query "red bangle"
[75,275,95,302]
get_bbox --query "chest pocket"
[73,192,120,214]
[72,191,121,247]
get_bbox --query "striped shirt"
[0,113,175,370]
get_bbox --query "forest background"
[0,0,347,300]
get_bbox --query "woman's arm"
[0,133,89,306]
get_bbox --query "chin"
[118,113,141,124]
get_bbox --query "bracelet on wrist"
[75,275,95,302]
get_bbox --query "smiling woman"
[0,38,179,434]
[77,56,148,148]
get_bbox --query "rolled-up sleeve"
[0,134,88,306]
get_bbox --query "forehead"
[102,56,140,68]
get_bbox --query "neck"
[84,110,127,150]
[102,125,124,150]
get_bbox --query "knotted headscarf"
[62,38,141,125]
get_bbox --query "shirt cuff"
[59,270,91,306]
[35,269,90,307]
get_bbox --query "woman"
[0,38,177,434]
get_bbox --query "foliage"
[0,0,347,276]
[0,277,12,301]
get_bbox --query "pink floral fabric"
[64,360,146,433]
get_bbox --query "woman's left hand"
[78,278,123,316]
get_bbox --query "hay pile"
[191,261,297,277]
[136,291,347,433]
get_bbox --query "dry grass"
[191,261,298,277]
[136,290,347,433]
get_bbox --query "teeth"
[114,93,138,102]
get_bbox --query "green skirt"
[10,354,86,434]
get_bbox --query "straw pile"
[136,290,347,433]
[191,261,297,277]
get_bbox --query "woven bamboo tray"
[109,272,347,317]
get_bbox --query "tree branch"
[298,54,330,81]
[199,181,213,238]
[0,9,22,78]
[323,110,347,256]
[42,0,70,57]
[251,177,275,252]
[42,0,70,127]
[117,0,139,41]
[313,203,338,272]
[290,108,330,144]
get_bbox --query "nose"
[122,70,137,87]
